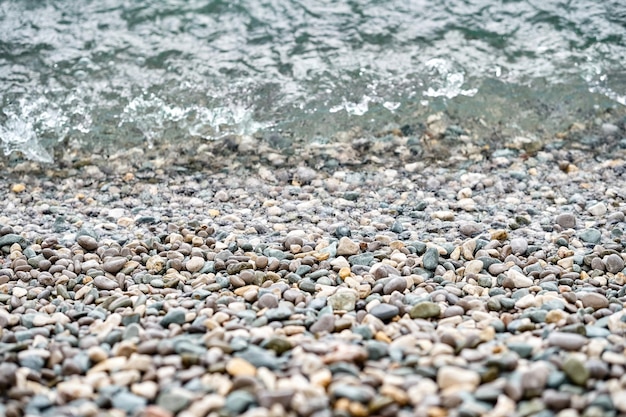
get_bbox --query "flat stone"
[459,221,483,237]
[93,276,119,290]
[337,237,360,256]
[160,309,187,327]
[310,314,335,334]
[437,366,480,393]
[556,213,576,229]
[156,390,192,414]
[369,304,399,321]
[225,390,256,415]
[577,292,609,310]
[547,332,588,350]
[112,391,148,413]
[265,306,293,321]
[578,228,601,244]
[409,302,440,319]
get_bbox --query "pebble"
[310,314,335,333]
[604,254,624,273]
[1,142,625,417]
[437,366,480,393]
[409,302,441,319]
[503,269,533,288]
[337,236,360,256]
[547,332,588,350]
[369,303,400,321]
[577,292,609,310]
[555,213,576,229]
[587,202,607,216]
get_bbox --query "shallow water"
[1,0,625,162]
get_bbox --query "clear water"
[1,0,625,162]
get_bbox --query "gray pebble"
[93,276,119,290]
[556,213,576,229]
[310,314,335,334]
[369,303,399,321]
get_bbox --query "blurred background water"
[1,0,625,162]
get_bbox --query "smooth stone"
[562,356,589,386]
[225,390,256,414]
[103,257,127,274]
[409,302,440,319]
[185,256,205,273]
[542,389,571,410]
[257,293,279,309]
[437,366,480,393]
[265,306,293,321]
[77,235,99,251]
[556,213,576,229]
[577,292,609,310]
[459,221,483,237]
[383,276,407,294]
[465,260,484,275]
[337,237,360,256]
[310,314,335,334]
[111,391,148,413]
[156,391,191,414]
[331,384,375,403]
[422,247,440,270]
[605,254,624,274]
[93,276,119,290]
[547,332,588,350]
[369,304,400,321]
[0,234,29,249]
[510,237,528,255]
[226,357,257,377]
[160,309,187,327]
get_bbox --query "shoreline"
[1,122,626,416]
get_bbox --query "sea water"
[1,0,625,162]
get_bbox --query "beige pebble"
[131,380,160,400]
[226,357,256,377]
[437,365,480,393]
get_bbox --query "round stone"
[185,256,205,273]
[77,235,99,251]
[604,254,624,274]
[369,304,400,321]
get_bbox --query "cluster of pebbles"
[1,129,626,417]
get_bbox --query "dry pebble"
[1,140,626,417]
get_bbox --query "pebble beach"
[2,118,626,417]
